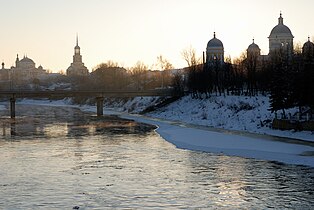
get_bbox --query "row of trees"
[71,56,176,91]
[181,45,314,116]
[269,51,314,116]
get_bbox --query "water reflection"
[0,105,313,209]
[0,105,154,139]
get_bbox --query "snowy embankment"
[101,95,313,142]
[1,96,313,167]
[145,95,314,142]
[118,113,314,167]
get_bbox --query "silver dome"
[207,32,224,48]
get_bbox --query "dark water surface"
[0,105,313,209]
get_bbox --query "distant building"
[66,35,89,76]
[268,13,294,56]
[246,13,294,60]
[0,54,47,86]
[302,37,314,60]
[206,32,224,66]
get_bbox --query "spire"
[253,38,255,43]
[76,33,79,46]
[308,36,310,42]
[278,12,283,25]
[214,32,216,38]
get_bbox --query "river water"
[0,105,313,209]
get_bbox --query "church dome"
[207,32,223,49]
[248,39,260,51]
[247,39,261,58]
[302,37,314,58]
[270,25,293,36]
[269,13,293,38]
[20,56,35,64]
[17,56,36,69]
[303,38,314,51]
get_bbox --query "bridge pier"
[96,97,104,116]
[10,97,16,119]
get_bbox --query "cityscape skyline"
[1,0,314,72]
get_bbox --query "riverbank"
[2,99,313,167]
[112,112,314,168]
[101,95,314,142]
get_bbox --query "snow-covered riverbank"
[102,95,314,142]
[117,113,314,167]
[1,97,313,167]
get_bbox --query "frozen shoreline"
[1,99,313,168]
[116,113,314,168]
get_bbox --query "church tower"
[66,35,89,76]
[73,35,82,63]
[268,13,294,57]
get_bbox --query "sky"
[1,0,314,72]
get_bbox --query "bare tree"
[181,46,201,67]
[58,70,66,75]
[130,61,148,90]
[91,61,128,90]
[156,55,174,88]
[181,46,204,97]
[92,60,119,71]
[294,41,303,55]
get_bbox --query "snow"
[97,95,313,142]
[103,97,160,113]
[1,96,313,168]
[19,98,74,107]
[117,113,314,167]
[146,95,314,142]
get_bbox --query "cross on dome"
[278,12,283,25]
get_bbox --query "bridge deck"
[0,90,174,98]
[0,89,176,118]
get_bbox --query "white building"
[247,13,294,59]
[206,32,224,65]
[268,13,294,56]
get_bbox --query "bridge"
[0,89,175,118]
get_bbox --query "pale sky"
[1,0,313,72]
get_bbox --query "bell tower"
[73,34,82,63]
[66,34,89,76]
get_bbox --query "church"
[205,13,314,65]
[0,54,47,87]
[246,12,295,61]
[66,35,89,76]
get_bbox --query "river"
[0,105,313,209]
